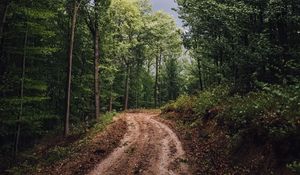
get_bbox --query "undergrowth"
[162,83,300,174]
[5,112,117,175]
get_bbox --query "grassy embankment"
[6,112,127,175]
[161,84,300,174]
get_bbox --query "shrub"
[287,161,300,173]
[220,84,299,139]
[162,85,230,115]
[175,95,196,113]
[162,83,300,172]
[161,95,195,113]
[220,92,273,132]
[193,85,230,116]
[161,101,177,113]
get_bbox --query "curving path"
[88,113,189,175]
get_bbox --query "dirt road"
[88,112,189,175]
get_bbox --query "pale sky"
[150,0,182,27]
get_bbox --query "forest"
[0,0,299,174]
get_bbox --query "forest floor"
[32,111,190,175]
[9,110,293,175]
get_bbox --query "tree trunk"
[93,28,100,118]
[158,52,162,107]
[14,26,28,159]
[85,0,101,119]
[124,65,130,111]
[197,57,203,90]
[233,63,238,88]
[93,0,100,119]
[154,47,163,108]
[0,0,9,43]
[65,1,79,137]
[0,0,9,76]
[154,55,158,108]
[135,90,138,109]
[109,84,113,112]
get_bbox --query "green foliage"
[220,84,300,139]
[5,112,118,174]
[164,83,299,172]
[162,95,195,113]
[162,85,230,115]
[193,85,229,115]
[1,1,184,171]
[46,146,71,164]
[287,161,300,173]
[5,161,35,175]
[44,112,117,164]
[90,112,117,135]
[177,0,300,92]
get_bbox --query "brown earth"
[32,112,190,175]
[88,112,190,175]
[159,112,296,175]
[35,116,127,175]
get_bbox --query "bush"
[220,84,300,139]
[162,85,230,115]
[287,161,300,173]
[162,95,195,113]
[162,83,300,172]
[193,85,229,116]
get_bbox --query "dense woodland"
[0,0,182,164]
[164,0,300,173]
[0,0,299,174]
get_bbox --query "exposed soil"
[158,112,233,174]
[159,112,296,175]
[31,112,190,175]
[35,117,127,175]
[88,112,190,175]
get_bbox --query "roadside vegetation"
[159,0,300,173]
[162,84,300,174]
[5,112,127,175]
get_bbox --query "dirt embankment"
[159,112,296,175]
[36,116,127,175]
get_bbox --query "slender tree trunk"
[93,29,100,118]
[233,63,238,88]
[14,26,28,159]
[135,90,138,109]
[109,84,113,112]
[158,52,162,107]
[147,59,151,74]
[0,0,9,76]
[154,55,158,108]
[93,0,100,119]
[124,65,130,111]
[154,47,162,108]
[65,1,79,137]
[0,0,9,42]
[197,57,203,90]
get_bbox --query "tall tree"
[13,23,28,158]
[147,12,182,107]
[65,0,81,136]
[177,0,300,91]
[0,0,11,78]
[107,0,142,110]
[0,0,10,46]
[85,0,101,118]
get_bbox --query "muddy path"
[88,112,189,175]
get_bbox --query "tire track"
[88,113,189,175]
